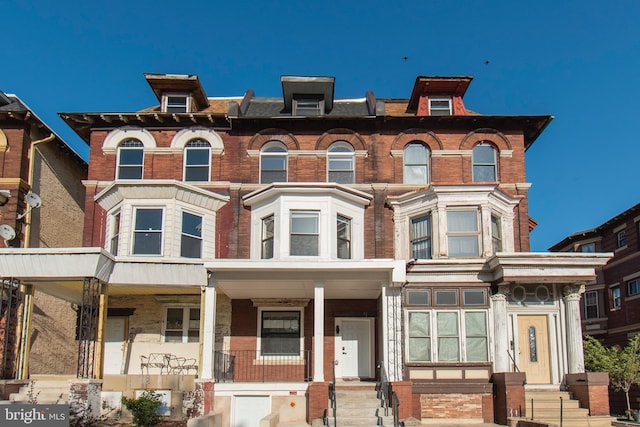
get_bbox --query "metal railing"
[507,350,520,372]
[378,364,402,427]
[324,360,337,427]
[213,350,311,383]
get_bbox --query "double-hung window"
[109,212,121,255]
[181,211,203,258]
[163,94,189,113]
[117,139,144,179]
[472,143,497,182]
[132,208,163,255]
[260,310,301,356]
[327,142,355,184]
[411,215,432,259]
[337,215,351,259]
[584,290,599,319]
[491,215,503,253]
[290,211,319,256]
[164,306,200,343]
[611,285,621,309]
[260,142,288,183]
[184,139,211,181]
[429,97,452,116]
[628,279,640,297]
[261,215,274,259]
[404,142,430,184]
[447,210,480,257]
[293,96,323,116]
[617,230,627,249]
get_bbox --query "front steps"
[325,382,395,427]
[8,378,71,404]
[508,390,614,427]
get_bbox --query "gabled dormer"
[281,76,335,116]
[406,76,472,116]
[144,73,210,113]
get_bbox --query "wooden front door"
[517,315,551,384]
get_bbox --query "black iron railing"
[213,350,311,383]
[378,363,402,427]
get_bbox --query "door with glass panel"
[517,315,551,384]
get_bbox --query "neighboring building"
[0,74,611,425]
[0,90,87,379]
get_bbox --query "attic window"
[293,96,323,116]
[163,94,190,113]
[429,98,452,116]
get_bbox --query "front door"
[335,318,373,379]
[104,317,126,374]
[517,315,551,384]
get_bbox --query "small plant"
[121,390,163,426]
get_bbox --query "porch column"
[95,283,109,379]
[563,284,585,373]
[201,274,217,379]
[313,282,324,382]
[16,283,33,380]
[491,285,510,373]
[382,285,403,381]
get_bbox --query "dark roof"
[0,91,28,112]
[241,98,371,117]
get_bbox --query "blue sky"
[2,0,638,251]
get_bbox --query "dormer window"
[293,96,323,116]
[429,97,452,116]
[163,94,190,113]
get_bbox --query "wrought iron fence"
[214,350,311,383]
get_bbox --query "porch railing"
[214,350,311,383]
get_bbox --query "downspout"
[15,132,54,379]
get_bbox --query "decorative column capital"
[491,285,511,302]
[563,284,585,301]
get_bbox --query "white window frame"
[446,209,481,257]
[617,229,627,249]
[162,305,200,343]
[116,139,144,180]
[260,141,288,183]
[491,214,503,253]
[162,93,190,113]
[180,210,203,258]
[428,97,452,116]
[327,142,355,184]
[337,214,351,259]
[584,290,599,319]
[261,214,275,259]
[257,307,305,359]
[611,285,621,309]
[132,207,164,256]
[109,211,121,255]
[290,210,320,256]
[472,143,497,182]
[406,309,489,363]
[183,139,211,182]
[410,214,432,259]
[403,142,430,184]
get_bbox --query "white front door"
[234,396,270,427]
[335,318,373,379]
[104,317,126,374]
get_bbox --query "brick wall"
[419,392,489,419]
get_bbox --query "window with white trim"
[132,208,163,255]
[184,139,211,181]
[109,212,121,255]
[491,214,502,253]
[327,142,355,184]
[290,211,319,256]
[117,139,144,179]
[260,142,288,183]
[164,306,200,342]
[404,142,430,184]
[472,142,497,182]
[163,94,190,113]
[337,215,351,259]
[261,215,274,259]
[617,229,627,249]
[181,211,202,258]
[411,214,432,259]
[628,279,640,297]
[447,210,480,257]
[260,310,301,356]
[584,290,599,319]
[429,97,452,116]
[611,285,621,309]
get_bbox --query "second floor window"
[184,140,211,181]
[411,215,432,259]
[117,139,144,179]
[109,212,121,255]
[181,211,203,258]
[617,229,627,248]
[404,142,430,184]
[491,215,502,253]
[472,143,497,182]
[133,208,163,255]
[337,215,351,259]
[261,142,288,183]
[584,290,599,319]
[628,279,640,297]
[327,142,355,184]
[447,210,480,257]
[290,211,319,256]
[611,285,621,309]
[261,215,274,259]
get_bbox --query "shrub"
[121,390,163,426]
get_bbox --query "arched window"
[404,142,430,184]
[472,142,497,182]
[117,139,144,179]
[183,139,211,181]
[327,141,354,184]
[260,141,288,183]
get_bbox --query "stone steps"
[9,380,69,404]
[326,384,395,427]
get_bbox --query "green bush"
[121,390,163,426]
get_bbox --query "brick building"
[0,90,87,381]
[0,74,611,425]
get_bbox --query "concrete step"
[510,415,614,427]
[9,380,69,404]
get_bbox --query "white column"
[491,285,510,373]
[563,284,586,374]
[382,285,403,381]
[313,283,325,382]
[200,274,217,379]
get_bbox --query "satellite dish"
[17,192,42,219]
[0,224,16,245]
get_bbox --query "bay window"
[447,210,480,257]
[133,208,163,255]
[290,211,319,256]
[181,211,202,258]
